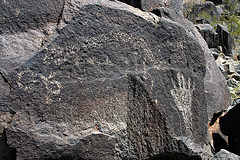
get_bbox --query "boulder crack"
[0,71,11,90]
[56,0,66,30]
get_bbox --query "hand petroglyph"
[170,72,194,136]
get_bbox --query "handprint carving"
[170,72,194,137]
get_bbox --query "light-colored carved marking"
[17,69,62,105]
[39,72,62,95]
[17,68,38,91]
[170,72,195,137]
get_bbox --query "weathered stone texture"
[188,1,220,24]
[117,0,189,19]
[195,24,219,49]
[0,0,63,73]
[118,0,184,14]
[0,0,65,34]
[3,4,209,160]
[220,104,240,156]
[212,149,240,160]
[0,0,64,73]
[216,24,234,56]
[148,4,230,120]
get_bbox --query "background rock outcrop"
[118,0,184,14]
[188,1,220,24]
[216,24,234,56]
[0,0,231,159]
[195,24,219,49]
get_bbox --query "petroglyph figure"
[17,70,62,95]
[17,69,62,105]
[170,72,194,136]
[39,72,62,95]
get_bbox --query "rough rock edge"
[212,149,240,160]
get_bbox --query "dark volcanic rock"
[118,0,184,14]
[220,104,240,156]
[3,4,212,160]
[212,52,219,60]
[0,130,16,160]
[0,0,65,34]
[0,72,15,159]
[1,0,156,74]
[216,24,234,56]
[0,0,64,74]
[232,74,240,81]
[212,149,240,160]
[58,0,231,124]
[195,24,219,48]
[0,2,65,155]
[0,72,10,102]
[150,5,231,121]
[188,1,220,24]
[227,79,238,87]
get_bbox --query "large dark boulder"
[220,103,240,156]
[216,24,234,56]
[0,0,231,160]
[3,4,211,160]
[195,24,219,48]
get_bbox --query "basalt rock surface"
[220,103,240,156]
[0,0,64,73]
[212,149,240,160]
[188,1,220,24]
[195,24,219,49]
[0,0,231,160]
[118,0,184,14]
[216,24,234,56]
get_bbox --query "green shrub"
[186,0,240,46]
[183,0,206,19]
[221,0,240,41]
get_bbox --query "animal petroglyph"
[17,69,62,105]
[17,69,62,95]
[39,72,62,95]
[170,72,195,137]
